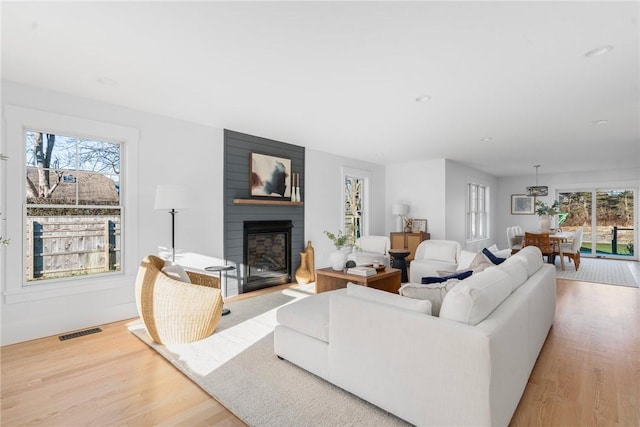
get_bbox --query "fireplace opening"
[243,220,293,293]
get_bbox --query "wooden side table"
[390,231,430,261]
[315,267,402,294]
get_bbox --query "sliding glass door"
[558,189,636,260]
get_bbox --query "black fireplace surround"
[243,220,293,293]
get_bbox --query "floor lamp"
[154,185,189,262]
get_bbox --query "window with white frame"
[24,130,122,282]
[2,106,140,304]
[467,182,488,241]
[342,168,370,241]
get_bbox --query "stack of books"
[346,266,377,276]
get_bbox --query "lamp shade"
[392,203,408,216]
[154,185,190,210]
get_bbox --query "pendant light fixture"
[526,165,548,197]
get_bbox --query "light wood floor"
[1,279,639,426]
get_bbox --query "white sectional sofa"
[274,246,556,426]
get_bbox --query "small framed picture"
[511,195,536,215]
[412,219,427,232]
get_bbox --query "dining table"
[517,230,575,270]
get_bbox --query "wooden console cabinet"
[390,231,430,261]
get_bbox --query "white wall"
[385,159,446,238]
[497,168,640,249]
[305,149,386,269]
[1,81,224,345]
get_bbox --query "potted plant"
[535,200,561,232]
[324,229,355,270]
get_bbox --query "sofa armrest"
[328,293,492,426]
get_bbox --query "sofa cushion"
[161,262,191,283]
[276,291,333,342]
[496,256,528,292]
[346,283,431,315]
[399,280,459,316]
[439,267,513,325]
[420,241,458,263]
[422,269,472,284]
[512,246,544,277]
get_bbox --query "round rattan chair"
[135,255,223,344]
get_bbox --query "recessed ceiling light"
[96,77,118,86]
[584,45,613,58]
[591,119,609,125]
[480,138,492,142]
[415,95,432,102]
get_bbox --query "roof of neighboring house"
[26,167,119,203]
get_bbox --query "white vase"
[539,215,551,233]
[330,251,347,271]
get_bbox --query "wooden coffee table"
[315,267,402,294]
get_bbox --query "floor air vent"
[59,327,102,341]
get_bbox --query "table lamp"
[392,203,409,232]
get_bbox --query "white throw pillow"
[439,267,512,325]
[161,262,191,283]
[346,283,431,315]
[457,250,478,270]
[421,241,458,263]
[399,280,459,316]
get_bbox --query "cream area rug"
[554,257,638,287]
[128,287,410,427]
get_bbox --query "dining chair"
[506,226,523,254]
[523,232,556,264]
[556,228,584,271]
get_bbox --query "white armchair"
[348,235,391,266]
[409,240,462,283]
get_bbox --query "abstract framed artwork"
[250,152,291,198]
[511,194,536,215]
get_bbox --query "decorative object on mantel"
[305,240,315,281]
[392,203,409,232]
[250,152,292,198]
[536,199,561,233]
[154,185,189,262]
[295,252,312,285]
[291,172,301,202]
[324,229,355,271]
[526,164,549,197]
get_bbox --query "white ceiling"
[2,1,639,177]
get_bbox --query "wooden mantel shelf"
[233,198,304,206]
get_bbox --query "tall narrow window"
[344,175,364,240]
[24,130,122,282]
[467,182,488,241]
